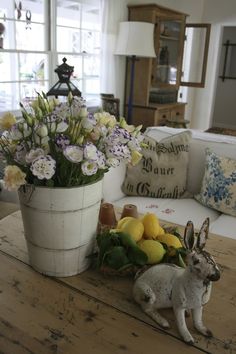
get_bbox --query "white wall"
[191,0,236,129]
[118,0,236,130]
[211,27,236,129]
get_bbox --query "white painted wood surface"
[18,180,103,276]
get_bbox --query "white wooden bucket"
[18,179,103,277]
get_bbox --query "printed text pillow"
[122,131,191,198]
[195,149,236,216]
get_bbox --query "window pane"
[19,0,44,23]
[0,0,15,19]
[58,54,82,80]
[0,52,18,81]
[0,82,20,111]
[81,30,100,54]
[84,78,100,95]
[57,27,80,52]
[82,3,100,31]
[0,0,44,22]
[19,53,48,81]
[15,22,45,50]
[57,0,81,27]
[84,55,100,76]
[71,78,82,93]
[20,81,49,100]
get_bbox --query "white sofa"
[103,127,236,240]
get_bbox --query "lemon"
[138,240,166,264]
[117,216,136,229]
[120,218,144,242]
[157,226,165,235]
[142,213,163,239]
[156,233,182,256]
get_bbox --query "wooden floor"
[0,211,236,354]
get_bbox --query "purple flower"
[106,143,131,161]
[14,142,28,164]
[55,134,70,150]
[105,126,131,145]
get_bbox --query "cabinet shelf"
[126,3,187,129]
[160,35,179,41]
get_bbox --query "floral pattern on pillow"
[195,149,236,216]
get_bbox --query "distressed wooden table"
[0,211,235,354]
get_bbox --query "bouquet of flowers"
[0,92,144,191]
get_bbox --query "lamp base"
[127,55,137,125]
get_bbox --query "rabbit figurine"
[133,218,220,344]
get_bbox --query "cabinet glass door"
[153,20,182,87]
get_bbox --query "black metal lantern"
[47,57,81,98]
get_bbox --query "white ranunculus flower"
[83,143,98,161]
[25,148,45,164]
[81,160,98,176]
[30,155,56,180]
[63,145,83,163]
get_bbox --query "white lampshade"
[115,21,156,58]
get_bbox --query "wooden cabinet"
[125,102,186,129]
[125,4,188,129]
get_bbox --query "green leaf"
[105,246,130,270]
[46,179,54,187]
[96,232,122,267]
[128,246,148,266]
[117,232,137,248]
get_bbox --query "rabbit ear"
[196,217,209,250]
[184,221,195,250]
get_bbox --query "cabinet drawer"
[170,106,185,121]
[155,109,171,125]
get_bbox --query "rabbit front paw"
[197,327,213,337]
[144,308,170,329]
[183,333,195,345]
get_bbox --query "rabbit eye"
[193,259,200,265]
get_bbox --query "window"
[0,0,101,113]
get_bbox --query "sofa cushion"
[210,214,236,240]
[195,149,236,217]
[122,131,191,199]
[145,127,236,194]
[113,196,219,230]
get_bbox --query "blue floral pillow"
[195,149,236,216]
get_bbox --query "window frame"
[0,0,101,114]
